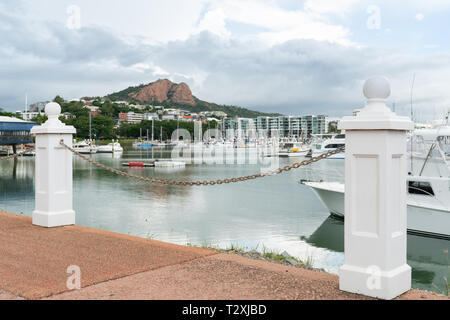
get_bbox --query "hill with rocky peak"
[106,79,281,118]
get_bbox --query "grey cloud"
[1,11,450,122]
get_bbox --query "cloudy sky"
[1,0,450,120]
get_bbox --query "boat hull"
[98,146,124,153]
[278,150,309,157]
[304,182,450,239]
[311,150,345,159]
[74,148,97,154]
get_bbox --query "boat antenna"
[410,73,416,174]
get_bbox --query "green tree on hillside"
[53,96,65,105]
[32,114,48,124]
[92,115,115,139]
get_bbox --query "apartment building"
[221,115,326,139]
[118,112,144,124]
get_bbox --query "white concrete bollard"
[338,77,414,299]
[30,102,76,227]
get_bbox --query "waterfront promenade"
[0,211,446,300]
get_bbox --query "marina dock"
[122,160,186,167]
[0,211,445,300]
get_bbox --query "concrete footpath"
[0,212,447,300]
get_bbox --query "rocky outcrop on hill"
[106,79,282,118]
[129,79,196,106]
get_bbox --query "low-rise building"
[129,104,147,111]
[162,114,176,121]
[0,116,37,149]
[85,106,100,113]
[61,112,76,120]
[15,111,44,121]
[200,111,228,118]
[143,113,159,121]
[118,112,144,124]
[114,101,130,106]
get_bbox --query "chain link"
[0,148,35,161]
[60,140,345,187]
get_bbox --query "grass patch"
[183,242,317,271]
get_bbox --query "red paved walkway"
[0,212,447,300]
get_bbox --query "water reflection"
[302,216,449,291]
[0,148,448,293]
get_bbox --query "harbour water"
[0,146,448,294]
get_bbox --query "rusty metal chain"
[60,140,345,186]
[0,148,35,161]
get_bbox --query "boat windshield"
[324,143,345,149]
[437,135,450,155]
[408,134,450,177]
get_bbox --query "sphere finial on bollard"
[45,102,62,119]
[363,76,391,100]
[42,102,64,127]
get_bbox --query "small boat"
[122,162,154,167]
[278,146,309,157]
[154,161,186,168]
[277,139,309,157]
[98,141,123,153]
[73,140,98,154]
[133,140,153,148]
[74,115,98,154]
[309,134,345,159]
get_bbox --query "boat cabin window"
[408,181,435,196]
[334,134,346,139]
[324,143,345,149]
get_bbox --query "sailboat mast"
[152,119,154,141]
[89,113,92,142]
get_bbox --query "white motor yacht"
[302,125,450,239]
[97,141,123,153]
[309,134,346,159]
[73,140,98,154]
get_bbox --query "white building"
[224,115,327,139]
[129,104,147,110]
[119,112,144,124]
[114,101,130,106]
[85,106,100,113]
[15,111,44,121]
[162,114,177,121]
[200,111,228,118]
[126,112,144,124]
[143,113,159,121]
